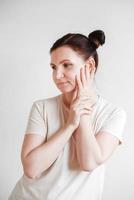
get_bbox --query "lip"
[57,82,70,87]
[57,82,68,85]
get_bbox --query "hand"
[66,65,96,129]
[75,64,96,106]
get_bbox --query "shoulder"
[33,94,60,106]
[31,94,61,113]
[98,95,127,120]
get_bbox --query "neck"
[61,91,74,108]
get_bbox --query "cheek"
[52,71,57,80]
[52,73,55,81]
[67,71,76,85]
[69,68,80,82]
[64,70,79,90]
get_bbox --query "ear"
[85,57,96,71]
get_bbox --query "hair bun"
[88,30,105,49]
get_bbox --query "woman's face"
[50,46,86,93]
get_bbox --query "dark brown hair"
[49,30,105,73]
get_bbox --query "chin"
[59,88,73,93]
[58,86,75,93]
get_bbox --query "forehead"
[50,46,82,63]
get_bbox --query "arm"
[21,124,75,179]
[71,64,121,171]
[73,115,119,171]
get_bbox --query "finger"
[75,103,92,111]
[90,67,95,81]
[78,96,91,101]
[73,97,92,107]
[81,67,86,86]
[85,64,90,81]
[79,109,92,116]
[71,89,77,103]
[76,71,82,91]
[71,76,78,102]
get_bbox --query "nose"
[55,70,65,79]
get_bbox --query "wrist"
[79,115,91,124]
[64,123,76,133]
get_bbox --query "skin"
[21,45,120,179]
[50,45,98,109]
[51,45,119,171]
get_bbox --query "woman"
[9,30,126,200]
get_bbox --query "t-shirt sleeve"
[98,108,127,145]
[25,100,47,138]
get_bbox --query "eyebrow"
[50,59,71,66]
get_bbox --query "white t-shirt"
[9,93,126,200]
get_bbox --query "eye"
[51,65,56,70]
[50,63,72,70]
[63,63,72,68]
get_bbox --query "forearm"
[23,124,75,178]
[73,116,103,171]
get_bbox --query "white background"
[0,0,134,199]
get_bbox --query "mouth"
[57,81,69,87]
